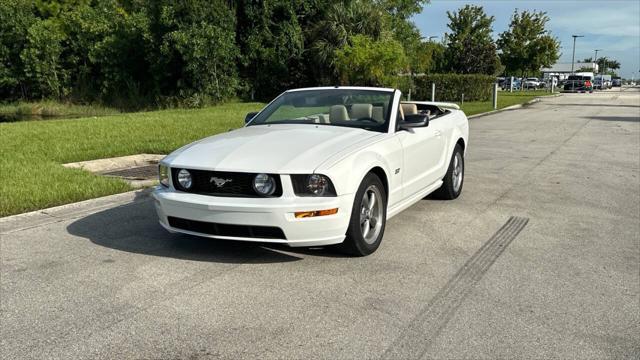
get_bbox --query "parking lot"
[1,89,639,359]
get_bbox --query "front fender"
[327,151,392,196]
[315,136,403,206]
[448,110,469,157]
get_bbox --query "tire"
[432,144,464,200]
[339,173,387,256]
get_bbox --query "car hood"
[163,124,382,173]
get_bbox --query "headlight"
[253,173,276,196]
[291,174,336,197]
[159,164,169,187]
[177,169,192,189]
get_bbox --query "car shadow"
[264,243,353,258]
[66,197,303,264]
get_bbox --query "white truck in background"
[594,74,612,90]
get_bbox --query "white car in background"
[523,77,542,89]
[153,87,469,256]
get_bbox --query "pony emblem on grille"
[210,176,233,187]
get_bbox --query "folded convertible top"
[402,101,461,110]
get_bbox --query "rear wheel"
[340,173,387,256]
[432,144,464,200]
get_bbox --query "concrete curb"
[468,93,562,119]
[0,188,153,234]
[63,154,165,173]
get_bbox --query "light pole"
[409,36,439,100]
[594,49,602,73]
[415,36,439,101]
[571,35,584,73]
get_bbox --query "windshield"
[248,89,395,133]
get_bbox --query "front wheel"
[339,173,387,256]
[432,144,464,200]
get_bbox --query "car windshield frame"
[247,89,396,133]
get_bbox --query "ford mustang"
[153,86,469,256]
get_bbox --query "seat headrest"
[372,106,384,122]
[350,103,373,120]
[401,103,418,116]
[329,105,349,122]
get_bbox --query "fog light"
[295,208,338,218]
[253,173,276,196]
[177,169,192,189]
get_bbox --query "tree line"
[1,1,562,109]
[579,57,621,76]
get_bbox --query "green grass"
[457,89,555,116]
[0,101,121,121]
[0,102,263,216]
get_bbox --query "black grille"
[171,169,282,197]
[168,217,286,239]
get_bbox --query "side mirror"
[245,112,258,124]
[399,114,429,130]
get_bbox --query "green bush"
[335,34,408,87]
[0,0,428,107]
[404,73,495,102]
[20,19,67,99]
[0,0,36,99]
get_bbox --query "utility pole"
[594,49,601,73]
[571,35,584,73]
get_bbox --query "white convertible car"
[153,86,469,256]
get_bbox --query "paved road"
[2,89,639,359]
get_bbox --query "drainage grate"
[102,165,158,180]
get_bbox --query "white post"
[492,83,498,109]
[431,83,435,101]
[510,76,514,93]
[461,93,464,107]
[408,88,412,101]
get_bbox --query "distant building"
[541,62,599,81]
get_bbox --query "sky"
[412,0,640,78]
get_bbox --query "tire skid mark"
[381,216,529,359]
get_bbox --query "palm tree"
[307,1,384,82]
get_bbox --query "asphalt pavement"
[1,88,639,359]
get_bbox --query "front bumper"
[152,186,354,247]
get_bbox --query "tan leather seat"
[398,103,405,121]
[317,114,330,123]
[372,106,384,122]
[329,105,349,122]
[401,103,418,116]
[350,103,372,120]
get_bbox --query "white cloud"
[552,4,640,42]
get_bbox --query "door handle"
[434,130,442,137]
